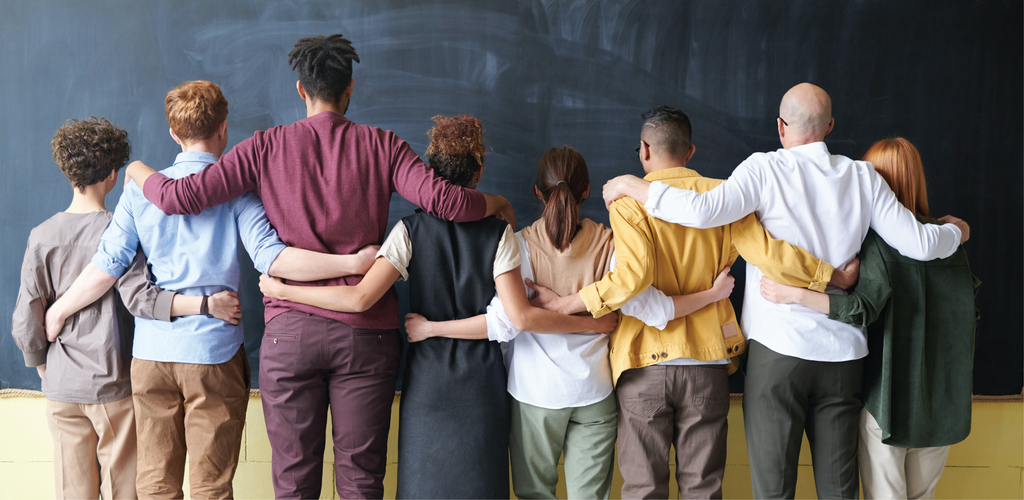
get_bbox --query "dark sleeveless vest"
[396,211,511,499]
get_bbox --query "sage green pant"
[509,394,618,499]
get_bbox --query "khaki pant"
[132,346,250,500]
[615,364,730,499]
[859,409,949,499]
[509,395,618,500]
[46,397,138,500]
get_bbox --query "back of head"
[288,34,360,105]
[425,115,485,188]
[863,137,929,217]
[51,117,131,190]
[640,106,692,163]
[779,83,833,139]
[165,80,228,142]
[536,145,590,251]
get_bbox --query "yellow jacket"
[578,167,834,384]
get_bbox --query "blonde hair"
[863,137,929,217]
[165,80,228,142]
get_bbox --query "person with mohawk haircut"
[125,35,517,499]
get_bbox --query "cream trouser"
[859,408,950,499]
[46,397,138,500]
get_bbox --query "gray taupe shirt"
[12,211,174,404]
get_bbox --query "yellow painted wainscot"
[1,390,1020,499]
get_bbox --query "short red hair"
[863,137,929,217]
[165,80,228,142]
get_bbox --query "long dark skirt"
[396,336,510,499]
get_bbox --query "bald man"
[602,83,968,499]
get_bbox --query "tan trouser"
[46,397,138,500]
[615,364,730,499]
[859,409,950,499]
[132,346,250,500]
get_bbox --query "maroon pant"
[259,311,400,499]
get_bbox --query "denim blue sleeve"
[234,193,286,274]
[92,187,142,279]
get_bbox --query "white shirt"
[484,233,678,409]
[643,142,962,362]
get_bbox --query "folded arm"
[605,160,762,229]
[730,213,834,291]
[132,135,262,216]
[259,256,401,313]
[869,173,964,260]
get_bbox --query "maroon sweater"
[142,112,487,329]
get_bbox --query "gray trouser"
[616,364,730,499]
[743,340,863,499]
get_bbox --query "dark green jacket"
[829,220,980,448]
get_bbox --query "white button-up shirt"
[643,142,962,362]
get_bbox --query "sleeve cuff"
[23,349,47,367]
[90,252,127,280]
[808,260,835,292]
[579,283,612,318]
[154,291,175,322]
[484,295,518,343]
[255,243,287,275]
[642,181,669,217]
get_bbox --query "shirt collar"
[643,166,701,182]
[174,151,219,165]
[787,141,830,155]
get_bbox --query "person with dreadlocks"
[258,115,617,499]
[125,36,516,499]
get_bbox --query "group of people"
[11,32,978,500]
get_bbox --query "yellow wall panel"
[1,396,1020,499]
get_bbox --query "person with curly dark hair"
[124,35,516,498]
[258,115,617,499]
[12,117,241,500]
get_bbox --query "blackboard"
[2,0,1020,395]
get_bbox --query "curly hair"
[288,34,360,104]
[51,118,131,191]
[166,80,229,142]
[425,115,486,188]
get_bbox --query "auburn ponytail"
[535,146,590,251]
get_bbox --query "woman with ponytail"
[259,117,617,499]
[404,145,734,499]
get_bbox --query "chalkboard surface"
[2,1,1020,395]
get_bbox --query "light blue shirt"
[93,151,286,364]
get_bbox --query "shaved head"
[779,83,833,139]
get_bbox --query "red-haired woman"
[759,137,979,499]
[404,145,731,499]
[259,117,616,499]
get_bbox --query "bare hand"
[759,276,802,304]
[44,307,66,342]
[938,215,970,244]
[710,266,735,301]
[497,199,517,231]
[125,160,156,189]
[36,364,46,379]
[602,175,650,210]
[593,312,619,334]
[404,313,434,342]
[829,256,860,290]
[525,278,563,311]
[259,274,285,300]
[353,245,381,275]
[208,290,241,325]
